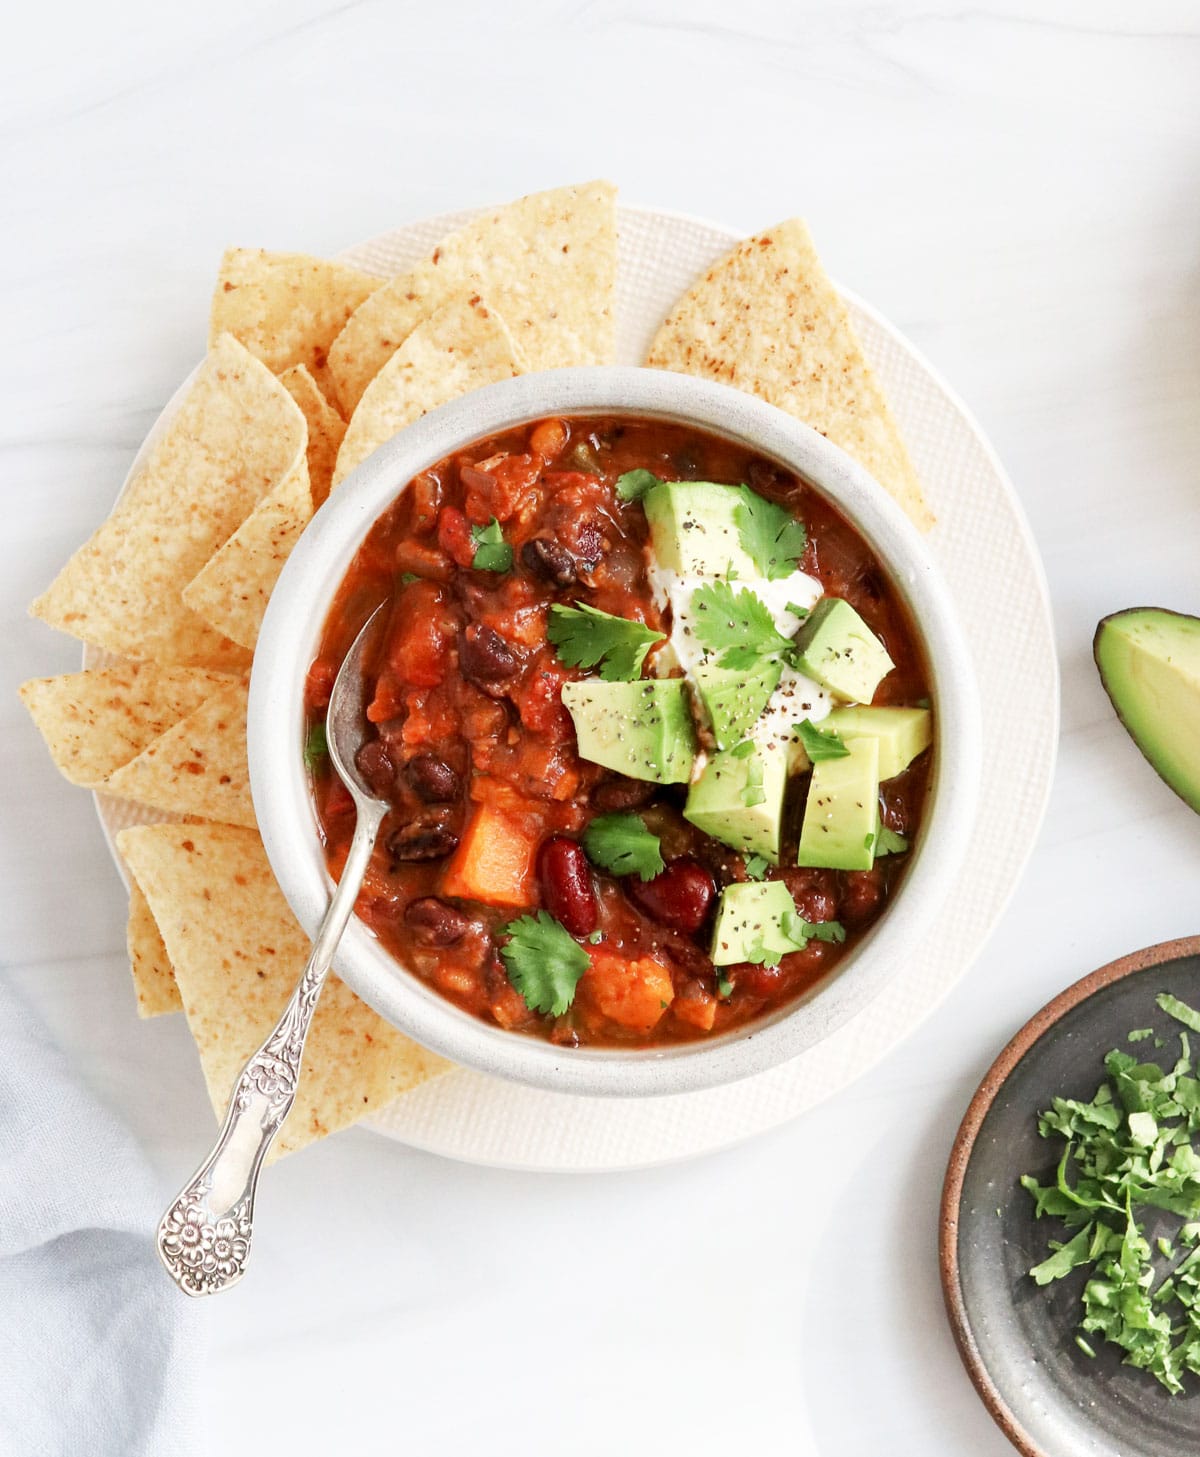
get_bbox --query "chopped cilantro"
[303,722,327,770]
[735,485,807,579]
[743,854,770,880]
[743,913,846,968]
[582,813,665,881]
[1021,993,1200,1393]
[616,468,662,502]
[729,739,755,759]
[874,822,909,857]
[470,516,513,572]
[716,970,733,999]
[587,930,604,945]
[499,911,590,1016]
[546,603,664,681]
[690,580,794,670]
[399,571,420,584]
[785,601,811,620]
[794,718,850,763]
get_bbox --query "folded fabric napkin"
[0,977,203,1457]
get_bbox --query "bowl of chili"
[249,367,980,1096]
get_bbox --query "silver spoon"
[156,604,391,1297]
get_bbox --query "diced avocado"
[825,705,932,780]
[710,881,797,967]
[792,597,895,703]
[643,482,758,579]
[684,738,790,862]
[796,738,881,871]
[562,679,696,784]
[692,658,782,750]
[1094,608,1200,813]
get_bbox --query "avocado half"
[1094,607,1200,813]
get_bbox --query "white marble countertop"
[4,1,1200,1452]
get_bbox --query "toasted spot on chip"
[18,662,238,788]
[209,247,381,397]
[646,218,934,531]
[327,180,616,414]
[332,294,527,488]
[182,455,312,651]
[103,678,254,827]
[117,823,449,1157]
[279,364,346,508]
[127,882,181,1017]
[30,334,303,666]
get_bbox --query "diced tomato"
[436,507,477,569]
[366,672,406,724]
[514,660,572,738]
[386,580,457,687]
[324,778,354,819]
[305,658,338,712]
[460,453,541,524]
[393,538,452,582]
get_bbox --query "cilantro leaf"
[874,821,908,857]
[716,970,733,999]
[742,914,845,968]
[471,516,513,572]
[690,580,794,670]
[736,485,807,579]
[794,718,851,763]
[743,854,770,880]
[303,722,327,770]
[1159,993,1200,1035]
[547,603,664,681]
[616,468,662,502]
[399,571,420,584]
[583,813,665,881]
[499,911,590,1016]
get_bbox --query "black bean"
[747,458,789,493]
[354,740,397,796]
[591,776,657,812]
[405,754,460,803]
[521,537,577,588]
[460,623,518,682]
[386,816,459,862]
[404,897,471,946]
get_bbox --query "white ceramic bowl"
[250,368,981,1097]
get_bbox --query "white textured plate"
[92,203,1057,1171]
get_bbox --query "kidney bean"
[521,536,577,588]
[538,836,597,938]
[387,815,459,862]
[591,775,656,813]
[460,623,518,682]
[405,754,460,803]
[404,897,471,947]
[354,740,397,796]
[779,868,839,925]
[626,857,716,936]
[840,867,886,928]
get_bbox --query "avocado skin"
[1094,606,1200,815]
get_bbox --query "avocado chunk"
[710,881,798,967]
[692,657,783,751]
[1094,607,1200,813]
[684,738,790,862]
[562,679,696,784]
[824,705,932,780]
[792,597,894,703]
[796,737,881,871]
[643,482,758,579]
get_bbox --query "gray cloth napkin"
[0,977,202,1457]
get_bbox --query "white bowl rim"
[249,367,982,1098]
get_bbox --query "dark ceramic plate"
[941,937,1200,1457]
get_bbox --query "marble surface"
[4,1,1200,1452]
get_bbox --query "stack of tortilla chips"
[20,180,930,1157]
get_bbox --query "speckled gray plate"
[941,937,1200,1457]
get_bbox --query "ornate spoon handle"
[156,800,386,1296]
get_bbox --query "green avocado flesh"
[684,739,790,863]
[642,481,758,578]
[561,679,696,784]
[692,658,782,750]
[796,737,881,871]
[1095,608,1200,813]
[710,881,796,966]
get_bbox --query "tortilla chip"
[18,662,237,788]
[182,455,312,651]
[332,295,526,488]
[209,247,381,396]
[646,219,934,531]
[127,882,181,1016]
[328,180,616,413]
[30,334,304,666]
[280,364,346,508]
[103,678,254,827]
[117,823,449,1156]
